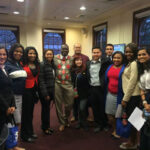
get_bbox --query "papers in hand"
[128,107,146,131]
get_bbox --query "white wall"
[1,0,150,59]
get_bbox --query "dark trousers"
[21,88,35,139]
[140,123,150,150]
[89,86,106,127]
[73,98,79,120]
[40,92,54,130]
[73,97,88,126]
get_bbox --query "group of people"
[0,42,150,150]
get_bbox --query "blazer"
[122,61,140,102]
[0,68,15,133]
[71,71,90,99]
[23,65,39,89]
[86,57,112,89]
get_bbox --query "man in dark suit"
[86,47,111,133]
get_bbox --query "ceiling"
[0,0,147,27]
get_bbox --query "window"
[43,29,65,55]
[0,25,19,50]
[133,7,150,49]
[93,22,107,53]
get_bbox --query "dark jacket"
[71,71,90,99]
[86,57,112,90]
[5,60,26,95]
[0,69,15,133]
[38,60,55,98]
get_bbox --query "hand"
[6,107,12,115]
[121,100,127,108]
[45,96,50,101]
[10,107,15,114]
[144,104,150,112]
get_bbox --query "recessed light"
[17,0,24,2]
[64,17,69,20]
[13,11,20,15]
[80,6,86,10]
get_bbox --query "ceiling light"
[64,17,69,20]
[17,0,24,2]
[13,11,20,15]
[80,6,86,10]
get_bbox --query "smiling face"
[113,53,123,67]
[13,47,23,61]
[45,50,53,62]
[0,48,7,66]
[75,58,82,67]
[125,47,134,62]
[61,44,69,57]
[28,49,37,63]
[105,46,114,57]
[92,48,102,61]
[74,43,81,55]
[138,49,150,64]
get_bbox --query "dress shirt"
[89,59,101,86]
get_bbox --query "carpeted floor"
[19,102,126,150]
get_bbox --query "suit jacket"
[0,68,15,133]
[86,57,112,90]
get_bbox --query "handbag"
[116,110,131,138]
[5,115,18,149]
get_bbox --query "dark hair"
[137,47,150,79]
[125,43,138,64]
[8,43,24,62]
[106,43,114,50]
[112,51,125,65]
[0,46,8,58]
[23,46,39,66]
[71,55,86,73]
[92,46,102,52]
[44,49,54,59]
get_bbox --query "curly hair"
[125,43,138,65]
[22,46,40,67]
[8,43,24,63]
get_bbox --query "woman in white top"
[137,48,150,150]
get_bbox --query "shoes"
[93,126,102,133]
[21,137,35,143]
[43,129,52,135]
[87,117,94,122]
[13,146,25,150]
[48,128,54,133]
[70,116,75,122]
[75,124,81,129]
[111,133,120,139]
[59,125,65,132]
[31,134,38,139]
[119,142,137,149]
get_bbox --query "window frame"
[0,24,20,49]
[92,22,107,50]
[42,28,66,56]
[132,7,150,47]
